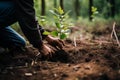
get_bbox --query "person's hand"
[38,44,54,59]
[45,35,65,50]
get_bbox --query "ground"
[0,26,120,80]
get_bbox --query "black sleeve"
[14,0,44,48]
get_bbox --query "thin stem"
[111,22,120,47]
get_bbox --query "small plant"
[91,6,99,21]
[43,6,71,39]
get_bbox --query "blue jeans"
[0,1,26,48]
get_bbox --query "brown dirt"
[0,37,120,80]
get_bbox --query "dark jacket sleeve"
[14,0,44,48]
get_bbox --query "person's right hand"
[38,44,54,59]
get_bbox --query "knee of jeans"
[14,37,26,47]
[19,38,26,47]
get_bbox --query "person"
[0,0,64,59]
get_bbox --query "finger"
[50,45,56,52]
[57,43,63,49]
[50,43,59,50]
[55,45,60,50]
[49,50,54,58]
[59,39,65,46]
[49,52,52,58]
[56,40,63,49]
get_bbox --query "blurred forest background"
[12,0,120,38]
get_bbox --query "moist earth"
[0,37,120,80]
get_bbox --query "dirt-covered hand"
[38,44,54,59]
[45,35,65,50]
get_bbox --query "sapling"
[91,6,99,21]
[43,6,71,39]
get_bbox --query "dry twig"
[74,37,77,47]
[111,22,120,47]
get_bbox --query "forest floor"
[0,25,120,80]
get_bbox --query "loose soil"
[0,27,120,80]
[0,38,120,80]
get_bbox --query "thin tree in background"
[109,0,115,17]
[106,0,115,17]
[89,0,93,21]
[74,0,80,18]
[60,0,64,10]
[41,0,46,16]
[54,0,57,8]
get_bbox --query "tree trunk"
[54,0,57,8]
[75,0,80,18]
[89,0,93,21]
[110,0,115,17]
[107,0,115,17]
[60,0,64,10]
[41,0,46,16]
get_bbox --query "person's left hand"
[45,35,65,50]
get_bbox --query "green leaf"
[64,10,71,16]
[60,33,67,39]
[92,6,97,12]
[64,29,71,33]
[43,31,50,35]
[55,22,61,29]
[51,31,58,37]
[49,10,58,16]
[58,6,64,14]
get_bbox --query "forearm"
[14,0,43,48]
